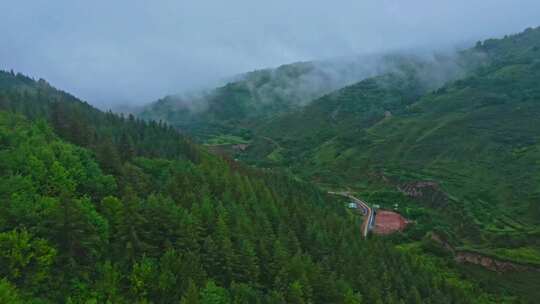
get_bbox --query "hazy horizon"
[1,1,540,109]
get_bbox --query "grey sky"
[1,1,539,108]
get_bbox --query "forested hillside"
[243,28,540,220]
[139,61,344,141]
[139,53,468,144]
[0,72,501,302]
[236,27,540,292]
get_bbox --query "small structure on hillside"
[348,202,357,209]
[232,144,249,152]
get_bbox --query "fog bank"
[1,1,539,108]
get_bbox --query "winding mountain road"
[329,191,374,238]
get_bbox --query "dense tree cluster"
[0,71,499,303]
[0,71,200,167]
[239,27,540,252]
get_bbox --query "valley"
[1,69,506,303]
[2,6,540,301]
[139,26,540,302]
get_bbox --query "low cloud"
[1,1,539,109]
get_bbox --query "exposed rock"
[455,251,539,272]
[430,233,539,272]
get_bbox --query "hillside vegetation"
[0,71,502,302]
[140,53,468,143]
[240,27,540,268]
[133,27,540,302]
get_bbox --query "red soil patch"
[373,210,409,235]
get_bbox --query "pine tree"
[286,281,305,304]
[344,288,363,304]
[202,236,220,280]
[0,279,24,304]
[49,194,108,270]
[95,138,122,174]
[213,214,235,286]
[117,187,149,263]
[119,133,136,162]
[200,281,230,304]
[230,282,259,304]
[180,280,200,304]
[234,240,259,285]
[95,261,123,303]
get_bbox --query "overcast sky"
[1,1,539,108]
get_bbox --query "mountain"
[139,53,469,143]
[139,60,366,141]
[0,71,500,302]
[239,26,540,278]
[135,27,540,301]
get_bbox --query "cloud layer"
[1,1,539,108]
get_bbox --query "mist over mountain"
[2,1,540,108]
[155,50,472,109]
[140,47,482,144]
[3,1,540,302]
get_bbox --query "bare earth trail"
[329,191,374,238]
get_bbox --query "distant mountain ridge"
[0,67,502,303]
[139,52,470,141]
[240,26,540,274]
[2,25,540,303]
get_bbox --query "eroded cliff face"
[397,181,539,273]
[429,233,539,272]
[454,251,537,272]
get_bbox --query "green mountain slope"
[139,61,342,141]
[0,70,200,166]
[140,54,468,144]
[239,50,481,171]
[241,27,540,265]
[0,71,503,302]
